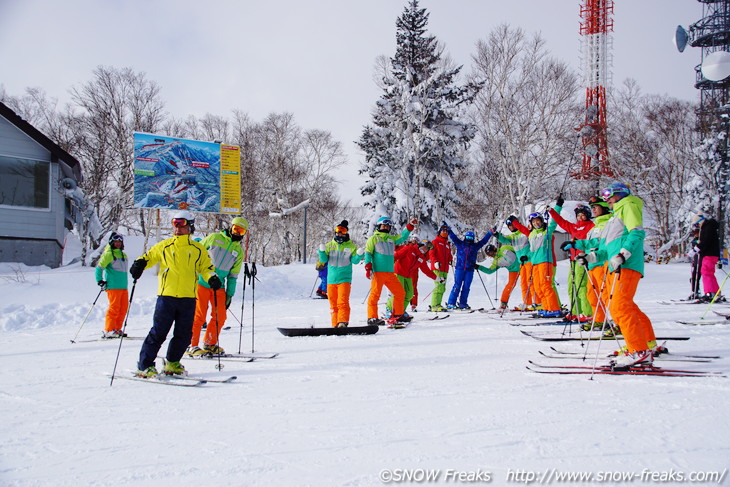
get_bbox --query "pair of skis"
[519,330,690,342]
[526,362,724,377]
[107,372,238,387]
[527,347,724,377]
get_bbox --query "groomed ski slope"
[1,236,728,486]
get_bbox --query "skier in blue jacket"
[446,226,494,309]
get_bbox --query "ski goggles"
[378,219,393,227]
[335,226,348,235]
[232,224,247,236]
[172,218,191,228]
[600,187,622,200]
[110,234,124,242]
[528,212,543,221]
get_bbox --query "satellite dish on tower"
[701,51,730,81]
[674,25,688,53]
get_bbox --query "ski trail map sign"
[133,132,241,214]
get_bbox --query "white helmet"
[172,210,195,233]
[172,210,195,221]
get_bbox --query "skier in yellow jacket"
[130,210,218,377]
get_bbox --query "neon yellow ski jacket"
[137,235,216,298]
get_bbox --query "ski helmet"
[464,231,476,241]
[172,210,195,233]
[419,239,433,252]
[528,212,544,222]
[505,215,518,227]
[485,244,497,256]
[231,216,249,231]
[376,217,393,233]
[588,196,610,214]
[109,232,124,249]
[601,182,631,201]
[574,204,592,220]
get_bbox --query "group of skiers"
[95,210,248,378]
[315,181,727,368]
[94,180,726,376]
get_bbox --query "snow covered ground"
[1,236,729,487]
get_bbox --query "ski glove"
[365,263,373,280]
[208,275,222,290]
[556,194,565,207]
[609,248,631,271]
[225,295,232,309]
[319,244,326,252]
[97,280,107,288]
[356,247,365,255]
[575,255,588,267]
[435,276,446,284]
[560,241,574,251]
[129,259,147,279]
[519,256,528,263]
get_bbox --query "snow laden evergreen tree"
[357,0,481,235]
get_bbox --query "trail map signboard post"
[132,132,241,214]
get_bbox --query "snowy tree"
[467,25,580,224]
[610,80,702,253]
[70,66,166,262]
[358,0,481,235]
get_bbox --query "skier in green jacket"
[95,233,129,338]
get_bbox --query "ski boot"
[203,344,225,356]
[163,360,187,376]
[135,366,158,378]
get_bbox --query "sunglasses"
[232,224,247,236]
[172,218,190,228]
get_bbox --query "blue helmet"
[601,182,631,201]
[376,217,393,233]
[464,231,476,241]
[528,212,544,222]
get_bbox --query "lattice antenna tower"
[676,0,730,246]
[575,0,615,180]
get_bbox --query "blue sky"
[0,0,704,203]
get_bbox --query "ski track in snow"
[1,249,729,486]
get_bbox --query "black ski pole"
[110,279,138,386]
[70,286,105,343]
[238,263,249,354]
[250,262,258,353]
[309,274,319,298]
[213,288,223,370]
[475,267,496,310]
[589,268,623,380]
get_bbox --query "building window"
[0,155,50,209]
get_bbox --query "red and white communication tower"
[575,0,615,179]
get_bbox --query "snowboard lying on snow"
[277,325,379,337]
